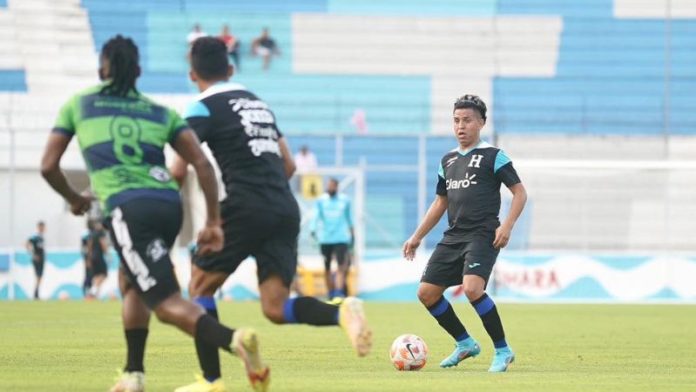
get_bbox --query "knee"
[417,287,440,307]
[261,302,285,324]
[462,284,484,302]
[154,306,175,325]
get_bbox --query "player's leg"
[111,268,149,392]
[320,244,335,299]
[32,260,43,299]
[333,244,349,298]
[182,265,230,388]
[178,207,260,390]
[420,243,480,368]
[256,219,372,356]
[462,235,514,372]
[110,200,269,391]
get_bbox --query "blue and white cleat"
[439,337,481,368]
[488,346,515,372]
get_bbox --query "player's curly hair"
[453,94,487,122]
[99,35,140,97]
[190,36,230,81]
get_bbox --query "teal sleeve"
[494,150,512,173]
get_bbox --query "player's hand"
[493,223,512,249]
[68,194,93,216]
[402,236,421,261]
[196,224,224,255]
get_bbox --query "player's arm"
[403,195,448,261]
[493,182,527,249]
[98,234,109,253]
[170,154,189,186]
[278,137,296,178]
[40,133,92,215]
[171,129,223,255]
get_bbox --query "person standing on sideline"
[26,221,46,300]
[403,95,527,373]
[81,221,93,298]
[41,34,269,392]
[170,37,371,392]
[86,220,110,299]
[310,178,354,299]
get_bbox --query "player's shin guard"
[283,297,339,325]
[194,314,234,353]
[124,328,148,372]
[471,293,507,348]
[427,296,470,342]
[194,296,222,382]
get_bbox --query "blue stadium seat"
[0,70,27,91]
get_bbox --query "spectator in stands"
[187,23,208,46]
[219,24,241,71]
[251,27,280,70]
[294,145,318,175]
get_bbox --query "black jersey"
[183,82,296,215]
[28,234,45,261]
[436,140,521,243]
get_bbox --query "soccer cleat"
[488,346,515,372]
[232,328,270,392]
[109,370,145,392]
[338,297,372,357]
[439,337,481,368]
[326,296,345,306]
[174,375,227,392]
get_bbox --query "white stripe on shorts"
[111,207,157,291]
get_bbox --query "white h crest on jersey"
[468,154,483,168]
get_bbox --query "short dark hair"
[190,36,230,81]
[453,94,487,122]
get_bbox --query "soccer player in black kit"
[403,95,527,372]
[171,37,371,392]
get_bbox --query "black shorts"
[91,257,108,276]
[320,243,349,270]
[32,258,45,278]
[105,199,182,309]
[421,232,499,288]
[195,203,300,288]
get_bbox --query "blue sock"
[283,297,339,326]
[470,293,507,349]
[426,296,469,342]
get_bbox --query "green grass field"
[1,301,694,391]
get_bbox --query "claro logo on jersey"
[446,173,478,189]
[229,97,282,157]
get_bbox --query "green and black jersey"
[52,83,187,214]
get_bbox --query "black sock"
[427,296,469,342]
[195,314,234,353]
[471,293,507,348]
[194,297,221,382]
[124,328,148,372]
[282,297,339,325]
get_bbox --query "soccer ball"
[390,334,428,371]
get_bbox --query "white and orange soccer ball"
[389,334,428,371]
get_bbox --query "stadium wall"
[2,249,696,303]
